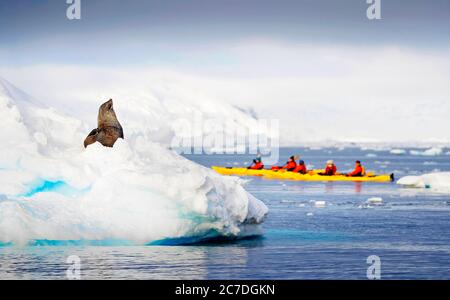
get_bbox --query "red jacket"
[293,164,307,174]
[249,162,264,170]
[349,165,363,176]
[324,165,337,175]
[282,161,297,171]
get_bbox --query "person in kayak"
[282,156,297,171]
[248,158,264,170]
[293,160,307,174]
[271,156,297,171]
[319,160,337,176]
[346,160,365,177]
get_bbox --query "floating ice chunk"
[306,212,314,217]
[422,147,442,156]
[397,175,428,188]
[358,204,373,209]
[390,149,406,155]
[397,172,450,191]
[367,197,383,205]
[313,200,326,208]
[410,147,443,156]
[366,153,377,158]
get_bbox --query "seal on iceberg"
[84,99,124,148]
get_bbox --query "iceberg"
[397,172,450,192]
[0,78,268,246]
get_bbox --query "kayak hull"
[211,166,394,182]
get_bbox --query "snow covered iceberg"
[0,78,268,246]
[397,172,450,192]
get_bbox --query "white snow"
[397,172,450,192]
[0,78,268,245]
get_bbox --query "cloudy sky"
[1,0,449,144]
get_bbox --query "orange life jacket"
[293,164,307,174]
[282,161,297,171]
[349,165,364,176]
[250,162,264,170]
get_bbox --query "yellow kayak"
[211,166,394,182]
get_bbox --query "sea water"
[1,147,450,279]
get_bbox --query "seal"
[84,99,124,148]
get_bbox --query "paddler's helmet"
[299,160,305,165]
[327,160,334,165]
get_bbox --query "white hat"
[327,160,334,165]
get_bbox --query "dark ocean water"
[1,147,449,279]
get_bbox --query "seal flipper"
[87,128,98,136]
[84,128,98,148]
